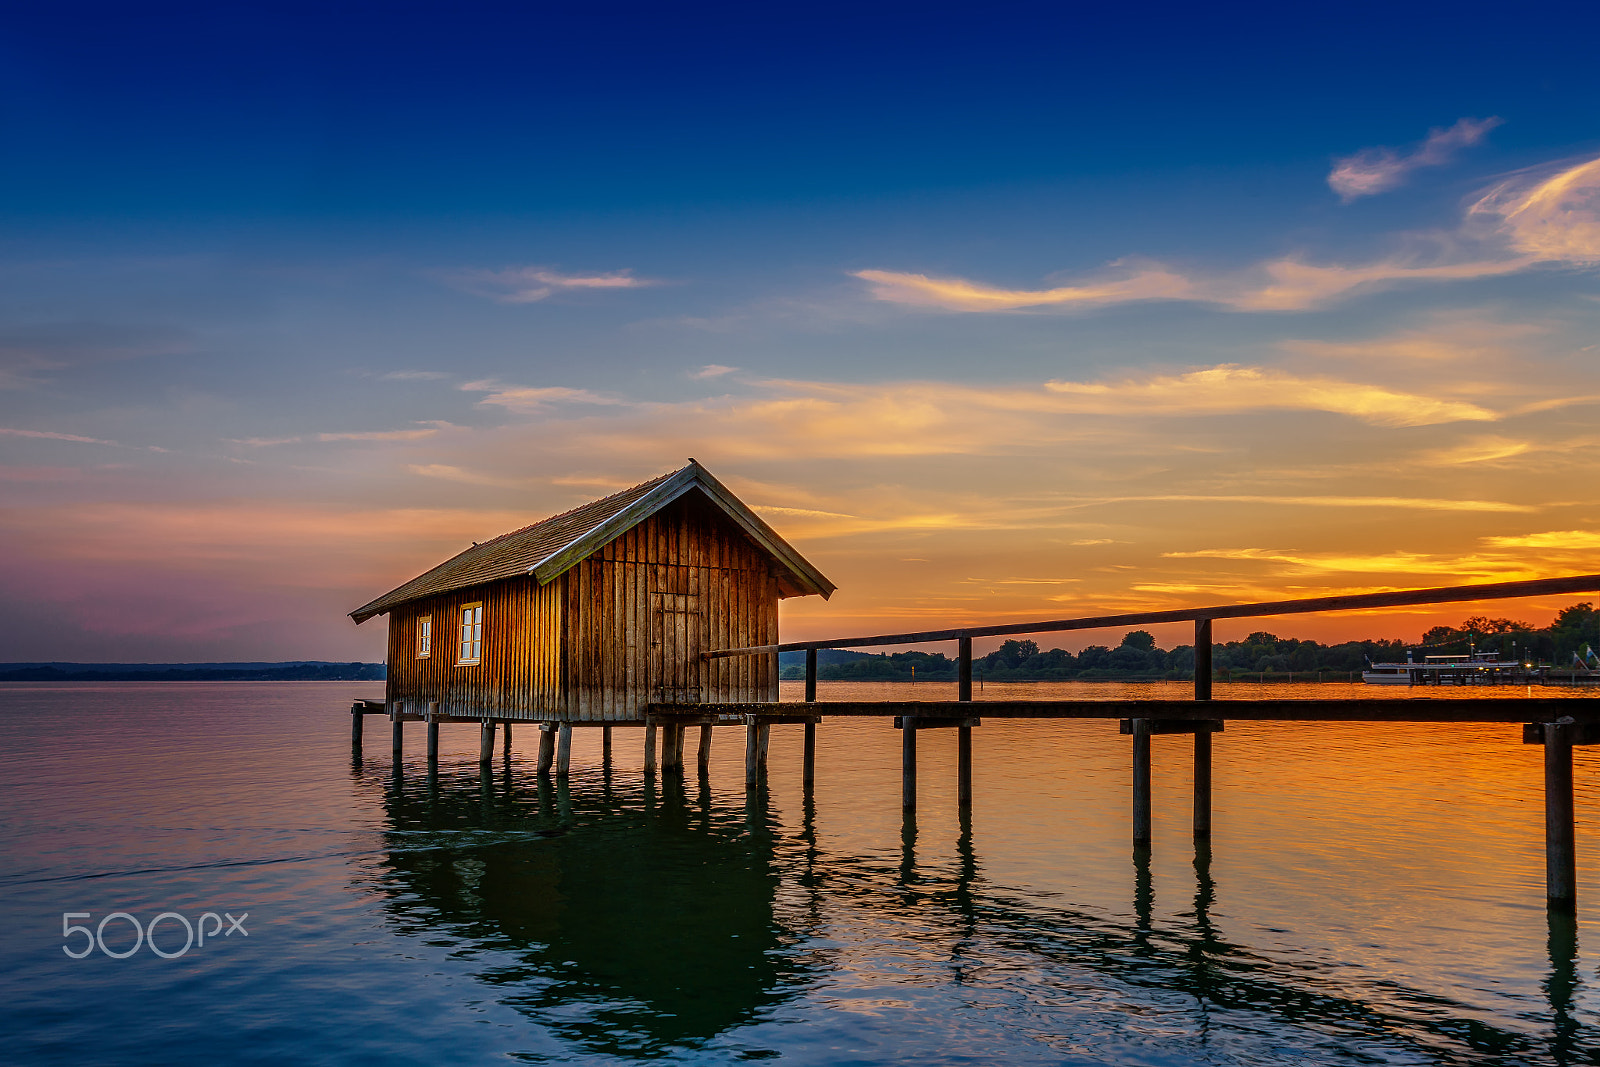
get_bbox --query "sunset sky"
[4,4,1600,661]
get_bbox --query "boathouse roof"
[350,460,835,623]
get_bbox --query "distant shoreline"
[0,662,385,682]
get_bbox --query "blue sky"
[4,2,1599,660]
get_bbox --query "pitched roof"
[350,460,835,623]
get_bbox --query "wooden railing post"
[1194,618,1213,839]
[1132,717,1152,846]
[958,634,973,807]
[1546,720,1578,911]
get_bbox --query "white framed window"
[416,615,432,659]
[457,602,483,665]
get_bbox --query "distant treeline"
[0,661,386,682]
[778,603,1600,682]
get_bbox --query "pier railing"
[688,573,1600,911]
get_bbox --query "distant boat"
[1363,651,1533,686]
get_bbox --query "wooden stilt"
[537,723,555,774]
[503,722,512,757]
[804,647,818,787]
[1194,618,1213,839]
[958,634,972,807]
[1132,717,1152,845]
[556,723,572,777]
[426,713,439,766]
[902,716,917,810]
[757,723,771,768]
[675,725,687,769]
[478,720,495,764]
[803,722,816,786]
[352,707,364,747]
[698,724,713,773]
[392,712,404,764]
[644,723,657,774]
[958,726,972,807]
[603,725,612,762]
[1546,720,1577,911]
[745,722,759,785]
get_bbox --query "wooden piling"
[603,725,612,762]
[556,723,572,777]
[660,724,677,770]
[537,723,556,774]
[644,723,657,774]
[1131,717,1152,845]
[478,720,495,764]
[745,721,759,785]
[698,724,713,772]
[1545,720,1577,911]
[958,634,973,807]
[392,711,403,764]
[804,647,818,785]
[426,702,439,765]
[757,722,771,768]
[1194,618,1213,839]
[503,722,512,757]
[902,716,917,810]
[351,706,364,747]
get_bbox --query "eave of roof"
[350,460,835,623]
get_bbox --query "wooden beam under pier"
[655,699,1595,723]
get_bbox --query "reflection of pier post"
[1545,908,1579,1062]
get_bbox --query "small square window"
[457,603,483,665]
[416,615,432,659]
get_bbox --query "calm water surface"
[4,680,1600,1065]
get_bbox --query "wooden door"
[649,591,704,703]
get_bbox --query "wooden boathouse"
[350,460,834,765]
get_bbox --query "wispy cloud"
[380,370,451,381]
[1328,117,1502,201]
[1043,364,1496,426]
[460,380,627,412]
[445,265,658,304]
[853,252,1527,314]
[1471,154,1600,263]
[0,427,123,446]
[690,364,739,379]
[1163,546,1534,580]
[1481,530,1600,550]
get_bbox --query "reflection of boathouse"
[375,775,807,1050]
[351,461,834,721]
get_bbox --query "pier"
[353,572,1600,913]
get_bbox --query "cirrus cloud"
[1328,117,1502,201]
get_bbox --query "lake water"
[4,679,1600,1065]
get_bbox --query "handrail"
[702,573,1600,658]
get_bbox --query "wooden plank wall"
[383,574,564,721]
[566,492,779,720]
